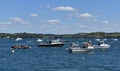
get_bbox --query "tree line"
[0,32,120,38]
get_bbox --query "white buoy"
[29,46,31,48]
[11,49,15,53]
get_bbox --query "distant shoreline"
[0,32,120,38]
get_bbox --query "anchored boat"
[68,42,94,52]
[38,39,64,47]
[95,41,110,49]
[11,44,30,49]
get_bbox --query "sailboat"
[103,33,107,41]
[112,33,118,41]
[94,32,110,49]
[95,32,100,41]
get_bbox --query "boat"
[111,33,118,41]
[15,37,22,41]
[112,38,118,41]
[38,39,64,47]
[68,42,94,52]
[95,38,100,41]
[99,43,110,48]
[11,44,30,49]
[37,38,42,42]
[94,41,110,49]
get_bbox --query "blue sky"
[0,0,120,34]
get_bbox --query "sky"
[0,0,120,34]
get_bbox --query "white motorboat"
[15,37,22,41]
[68,42,94,52]
[95,38,100,41]
[113,38,118,41]
[68,47,94,52]
[99,43,110,48]
[95,41,110,49]
[37,38,42,42]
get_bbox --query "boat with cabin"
[38,39,64,47]
[68,42,94,52]
[94,41,110,49]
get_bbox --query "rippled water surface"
[0,38,120,71]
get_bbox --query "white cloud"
[0,22,12,25]
[102,20,109,24]
[53,6,77,11]
[30,14,38,17]
[78,13,94,18]
[10,17,30,24]
[10,17,24,23]
[47,19,60,24]
[42,24,50,28]
[79,25,87,28]
[75,23,87,28]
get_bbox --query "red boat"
[11,44,30,49]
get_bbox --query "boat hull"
[38,43,64,47]
[11,45,30,49]
[94,45,110,49]
[68,47,93,53]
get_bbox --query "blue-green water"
[0,38,120,71]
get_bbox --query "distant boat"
[67,42,94,52]
[11,44,30,49]
[37,38,42,42]
[103,38,107,41]
[95,38,100,41]
[112,38,118,41]
[103,33,107,41]
[95,32,101,41]
[3,36,11,39]
[94,41,110,49]
[99,43,110,49]
[111,33,118,41]
[38,39,64,47]
[15,37,22,41]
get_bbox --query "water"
[0,38,120,71]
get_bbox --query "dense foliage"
[0,32,120,38]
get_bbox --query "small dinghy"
[68,42,94,52]
[11,44,30,49]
